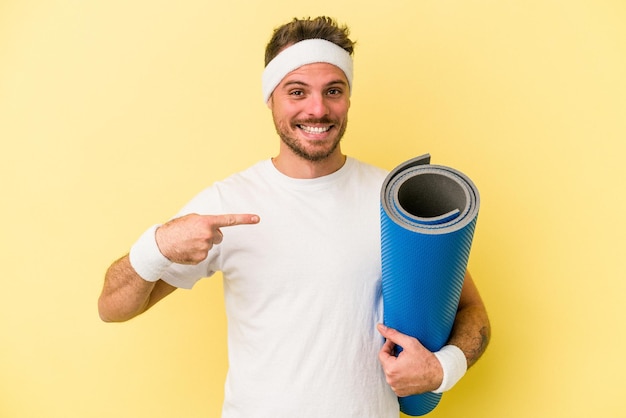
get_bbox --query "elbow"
[99,314,116,323]
[98,309,132,323]
[97,296,134,323]
[97,295,110,322]
[98,309,118,323]
[98,302,119,323]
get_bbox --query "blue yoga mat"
[380,154,480,416]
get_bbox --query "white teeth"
[299,125,330,134]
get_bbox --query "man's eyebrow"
[281,79,348,88]
[326,79,348,87]
[282,80,309,88]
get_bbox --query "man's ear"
[266,96,273,109]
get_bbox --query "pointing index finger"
[212,214,260,228]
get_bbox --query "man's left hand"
[377,324,443,397]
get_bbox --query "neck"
[272,149,347,179]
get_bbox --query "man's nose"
[306,93,330,118]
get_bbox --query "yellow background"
[1,1,625,417]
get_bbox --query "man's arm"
[98,212,260,323]
[447,271,491,367]
[378,270,490,396]
[98,255,177,322]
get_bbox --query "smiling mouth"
[297,124,332,134]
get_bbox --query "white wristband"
[129,224,172,282]
[432,345,468,393]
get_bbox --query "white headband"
[262,38,353,103]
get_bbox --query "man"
[99,16,490,418]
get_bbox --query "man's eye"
[327,88,342,95]
[290,90,304,96]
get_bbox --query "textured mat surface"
[380,154,480,416]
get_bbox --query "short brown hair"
[264,16,355,66]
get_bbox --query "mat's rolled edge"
[381,154,479,235]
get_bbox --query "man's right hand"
[155,213,260,264]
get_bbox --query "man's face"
[268,63,350,162]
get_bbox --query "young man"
[99,16,490,418]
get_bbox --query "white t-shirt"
[161,158,399,418]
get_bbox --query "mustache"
[294,117,335,125]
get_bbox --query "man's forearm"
[447,302,490,367]
[98,255,157,322]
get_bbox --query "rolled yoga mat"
[380,154,480,416]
